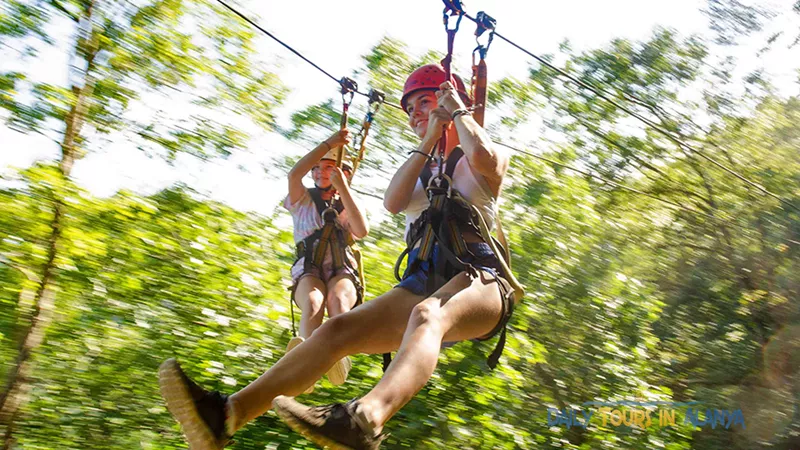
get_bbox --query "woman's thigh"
[435,271,505,343]
[327,287,425,355]
[325,273,358,317]
[330,269,503,355]
[293,275,326,312]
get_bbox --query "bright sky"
[1,0,795,215]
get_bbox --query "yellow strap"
[418,224,436,261]
[353,247,365,292]
[448,220,467,256]
[313,223,335,267]
[470,203,525,304]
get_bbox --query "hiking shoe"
[327,356,352,386]
[286,336,314,394]
[159,358,231,450]
[273,396,385,450]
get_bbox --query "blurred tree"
[0,0,286,445]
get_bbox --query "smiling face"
[405,89,438,139]
[312,159,352,189]
[312,159,336,188]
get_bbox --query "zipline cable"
[454,10,799,214]
[215,0,404,111]
[492,139,800,246]
[212,0,797,243]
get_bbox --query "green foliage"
[1,2,799,449]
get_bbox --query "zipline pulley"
[350,89,385,179]
[471,11,495,127]
[336,77,358,168]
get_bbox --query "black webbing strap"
[419,147,464,190]
[487,327,506,369]
[308,187,344,216]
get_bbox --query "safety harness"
[387,147,524,370]
[289,187,364,337]
[288,81,384,338]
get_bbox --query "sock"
[224,396,239,437]
[353,402,381,437]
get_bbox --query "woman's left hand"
[435,81,465,115]
[331,167,347,191]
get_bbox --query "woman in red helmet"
[158,64,517,450]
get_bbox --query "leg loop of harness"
[487,327,506,370]
[382,353,392,373]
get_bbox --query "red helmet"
[401,64,471,112]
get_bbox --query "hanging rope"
[335,77,358,169]
[350,89,386,179]
[435,1,464,173]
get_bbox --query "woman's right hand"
[324,129,352,149]
[422,107,452,146]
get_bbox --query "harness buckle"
[321,206,339,222]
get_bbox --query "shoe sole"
[158,359,222,450]
[273,396,355,450]
[326,356,351,386]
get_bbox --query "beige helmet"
[319,147,353,171]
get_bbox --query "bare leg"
[293,276,326,338]
[357,271,504,431]
[324,274,359,384]
[326,274,358,318]
[228,288,425,431]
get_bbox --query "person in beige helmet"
[282,128,369,392]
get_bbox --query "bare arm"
[331,168,369,239]
[436,82,509,191]
[287,129,350,205]
[383,108,450,214]
[452,113,509,186]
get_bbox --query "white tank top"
[404,151,497,242]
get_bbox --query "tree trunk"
[0,2,98,445]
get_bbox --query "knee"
[327,289,356,317]
[409,300,442,328]
[315,313,356,353]
[301,291,325,315]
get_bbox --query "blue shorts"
[395,242,513,342]
[396,242,502,295]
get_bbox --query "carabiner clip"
[442,0,464,32]
[427,173,454,198]
[321,206,340,222]
[339,77,358,107]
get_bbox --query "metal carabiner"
[427,173,454,198]
[321,206,340,222]
[442,0,464,32]
[339,77,358,108]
